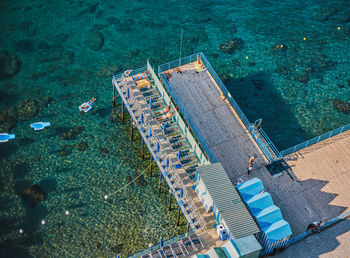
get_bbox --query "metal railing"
[128,229,194,258]
[159,52,280,162]
[280,122,350,157]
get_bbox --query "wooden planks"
[164,61,350,236]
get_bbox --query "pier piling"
[113,85,116,107]
[176,206,181,226]
[130,118,133,141]
[121,102,125,123]
[149,155,153,177]
[158,172,162,194]
[141,139,144,160]
[168,190,172,211]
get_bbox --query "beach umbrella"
[179,188,183,198]
[156,142,160,153]
[162,122,166,134]
[140,113,144,124]
[126,88,130,99]
[159,238,164,248]
[116,255,120,258]
[149,97,152,109]
[177,150,181,160]
[148,128,152,138]
[166,157,169,168]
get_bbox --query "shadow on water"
[223,72,310,150]
[0,142,17,159]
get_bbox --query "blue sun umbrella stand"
[0,133,15,143]
[30,122,51,131]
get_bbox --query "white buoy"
[19,229,23,234]
[41,220,45,225]
[104,195,108,200]
[65,210,69,215]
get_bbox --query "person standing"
[247,155,255,175]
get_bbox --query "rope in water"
[104,163,152,200]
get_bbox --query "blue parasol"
[140,113,144,124]
[148,128,152,137]
[177,150,181,160]
[149,97,152,109]
[126,88,130,99]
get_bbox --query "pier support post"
[158,172,162,194]
[121,102,125,124]
[141,139,144,160]
[168,190,172,211]
[149,155,153,177]
[176,206,181,226]
[130,118,133,141]
[112,85,116,107]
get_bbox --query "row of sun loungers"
[141,234,204,258]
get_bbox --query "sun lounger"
[162,246,174,258]
[181,237,195,253]
[137,79,151,88]
[170,242,185,257]
[189,234,204,251]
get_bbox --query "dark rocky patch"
[247,61,256,67]
[84,31,104,51]
[107,17,120,25]
[99,147,109,155]
[58,144,73,157]
[338,84,345,89]
[232,58,242,66]
[20,184,45,207]
[17,100,40,120]
[109,108,120,123]
[272,43,287,52]
[92,24,109,30]
[219,38,244,54]
[0,106,18,130]
[38,41,51,49]
[111,244,123,253]
[76,3,100,16]
[316,7,337,21]
[76,142,88,151]
[347,79,350,87]
[0,51,21,79]
[37,49,74,65]
[333,99,350,113]
[126,176,133,184]
[135,173,147,186]
[294,73,309,83]
[52,33,69,44]
[60,126,85,140]
[37,96,55,107]
[19,137,35,146]
[252,79,264,90]
[15,39,35,52]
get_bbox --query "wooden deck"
[164,61,350,236]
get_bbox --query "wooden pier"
[160,59,350,237]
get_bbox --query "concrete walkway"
[273,218,350,258]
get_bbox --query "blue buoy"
[156,142,160,153]
[140,113,144,124]
[126,88,130,99]
[148,128,152,138]
[0,133,15,143]
[166,157,169,168]
[30,122,51,131]
[162,122,166,134]
[149,97,152,109]
[177,150,181,160]
[179,188,183,198]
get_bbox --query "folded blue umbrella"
[30,122,51,131]
[148,128,152,137]
[156,142,160,153]
[177,150,181,160]
[149,97,152,109]
[166,157,169,168]
[140,113,144,124]
[0,133,15,143]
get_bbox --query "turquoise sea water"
[0,0,349,256]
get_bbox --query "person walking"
[247,155,256,175]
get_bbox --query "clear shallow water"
[0,0,349,256]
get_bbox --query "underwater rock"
[219,38,244,54]
[135,174,147,186]
[60,126,85,140]
[248,61,256,67]
[76,3,100,16]
[20,184,45,207]
[347,79,350,87]
[232,58,242,66]
[340,12,350,23]
[53,33,69,43]
[15,39,35,52]
[37,96,55,107]
[126,176,133,184]
[109,109,120,123]
[92,24,109,30]
[272,43,287,52]
[111,244,123,253]
[99,147,109,155]
[58,145,73,157]
[333,99,350,113]
[17,100,40,120]
[338,84,345,89]
[76,142,88,151]
[37,49,74,65]
[0,51,21,79]
[316,7,337,21]
[294,73,309,83]
[0,106,18,131]
[107,17,120,25]
[252,79,264,90]
[84,31,104,51]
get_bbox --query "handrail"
[280,122,350,157]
